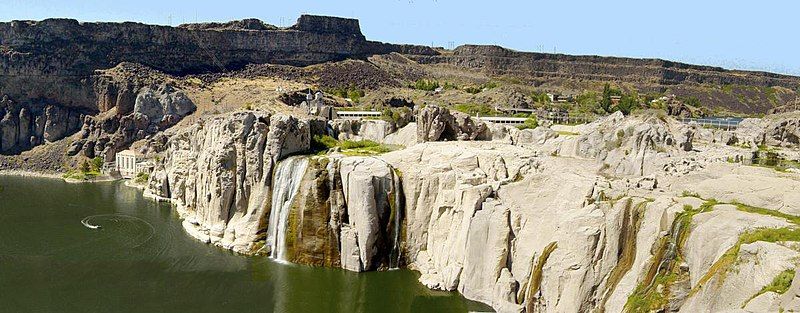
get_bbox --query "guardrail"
[335,111,382,120]
[334,109,597,125]
[679,117,741,131]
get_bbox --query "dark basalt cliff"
[0,15,436,110]
[0,15,435,155]
[411,45,800,89]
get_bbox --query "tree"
[91,157,104,172]
[685,96,702,108]
[601,84,614,113]
[517,115,539,130]
[616,94,640,115]
[79,160,90,173]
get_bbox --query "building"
[547,93,574,103]
[115,150,146,179]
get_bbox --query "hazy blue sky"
[1,0,797,75]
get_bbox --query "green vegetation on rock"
[516,116,539,130]
[134,172,149,184]
[312,135,395,156]
[412,79,440,91]
[63,158,102,181]
[753,269,795,300]
[625,201,714,312]
[453,103,500,116]
[734,201,800,225]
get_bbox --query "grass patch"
[556,130,580,136]
[755,269,795,299]
[453,103,500,116]
[62,169,100,181]
[312,136,395,156]
[693,227,800,297]
[340,139,380,149]
[312,135,339,151]
[734,202,800,225]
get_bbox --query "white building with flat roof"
[115,150,145,179]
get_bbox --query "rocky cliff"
[412,45,800,90]
[0,15,435,156]
[141,107,800,312]
[0,15,435,110]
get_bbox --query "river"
[0,175,490,313]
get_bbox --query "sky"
[1,0,797,76]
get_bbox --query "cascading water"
[266,156,309,262]
[388,169,403,269]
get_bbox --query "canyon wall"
[411,45,800,90]
[0,15,436,110]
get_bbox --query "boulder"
[416,105,490,142]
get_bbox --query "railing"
[679,117,741,131]
[477,116,528,125]
[101,162,117,175]
[335,111,382,120]
[333,108,597,125]
[538,113,596,125]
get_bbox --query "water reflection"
[0,175,490,313]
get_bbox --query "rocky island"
[2,14,800,313]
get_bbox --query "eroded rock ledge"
[141,107,800,313]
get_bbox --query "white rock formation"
[140,105,800,313]
[145,111,310,253]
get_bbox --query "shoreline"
[0,169,64,180]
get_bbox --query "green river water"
[0,175,489,313]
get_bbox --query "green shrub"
[326,85,365,103]
[517,116,539,130]
[79,160,90,173]
[91,157,104,172]
[684,96,702,108]
[616,94,640,115]
[134,172,149,184]
[531,91,550,104]
[312,135,339,151]
[453,103,499,116]
[413,79,440,91]
[340,140,380,150]
[463,86,483,94]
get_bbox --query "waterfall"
[389,169,403,269]
[266,156,309,262]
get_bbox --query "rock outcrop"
[329,119,395,143]
[0,95,84,154]
[558,111,691,176]
[137,107,800,313]
[145,111,311,252]
[69,83,196,159]
[416,105,491,142]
